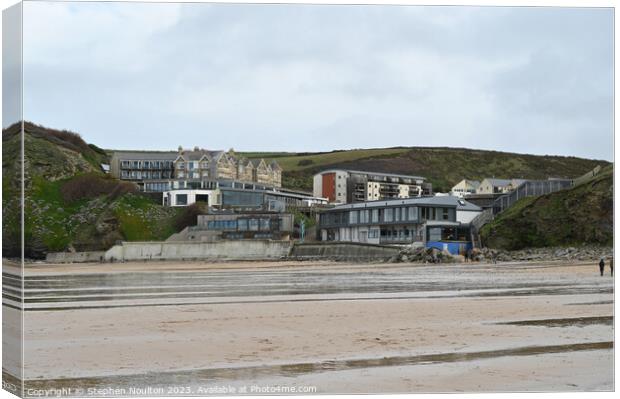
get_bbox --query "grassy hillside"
[480,166,613,250]
[3,121,611,257]
[244,147,609,192]
[2,122,187,259]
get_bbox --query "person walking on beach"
[599,258,605,276]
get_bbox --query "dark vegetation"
[60,174,137,203]
[174,203,208,232]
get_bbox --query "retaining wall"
[47,241,402,263]
[45,251,106,263]
[104,240,293,262]
[290,242,400,261]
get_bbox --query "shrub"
[297,159,314,167]
[60,174,136,203]
[174,203,207,232]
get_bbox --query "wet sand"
[2,259,614,394]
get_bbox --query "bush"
[297,159,314,167]
[174,203,207,232]
[60,174,136,203]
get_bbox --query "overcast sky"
[17,2,614,160]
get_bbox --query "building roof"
[324,195,481,212]
[177,150,213,161]
[481,178,512,187]
[316,169,426,181]
[454,179,481,188]
[269,160,282,171]
[219,187,326,201]
[111,151,178,160]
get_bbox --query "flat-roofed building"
[109,151,177,189]
[162,184,327,211]
[313,169,431,204]
[318,196,481,251]
[167,211,294,242]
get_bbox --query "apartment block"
[110,147,282,190]
[313,169,431,204]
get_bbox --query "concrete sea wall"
[103,240,293,262]
[290,242,400,261]
[45,251,106,263]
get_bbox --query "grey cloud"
[20,2,613,160]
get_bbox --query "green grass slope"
[2,122,184,259]
[480,166,613,250]
[244,147,609,192]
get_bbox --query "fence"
[573,165,602,187]
[492,179,573,214]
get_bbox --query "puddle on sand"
[18,341,613,396]
[497,316,613,328]
[567,300,614,306]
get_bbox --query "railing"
[470,208,494,232]
[492,179,573,214]
[468,179,573,248]
[573,165,602,187]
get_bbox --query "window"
[408,207,417,221]
[443,208,450,220]
[371,209,379,223]
[349,211,358,224]
[238,219,248,231]
[249,219,259,231]
[175,194,188,205]
[384,208,393,222]
[259,218,270,231]
[359,210,369,223]
[429,227,442,241]
[178,162,185,169]
[395,208,400,221]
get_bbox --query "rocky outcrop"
[473,246,613,263]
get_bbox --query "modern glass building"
[318,196,481,249]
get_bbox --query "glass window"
[259,218,270,231]
[371,209,379,223]
[222,190,263,207]
[349,211,358,224]
[408,207,416,221]
[176,194,188,205]
[443,208,450,220]
[429,227,442,241]
[249,219,259,231]
[238,219,248,231]
[384,208,393,222]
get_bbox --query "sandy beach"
[2,259,614,394]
